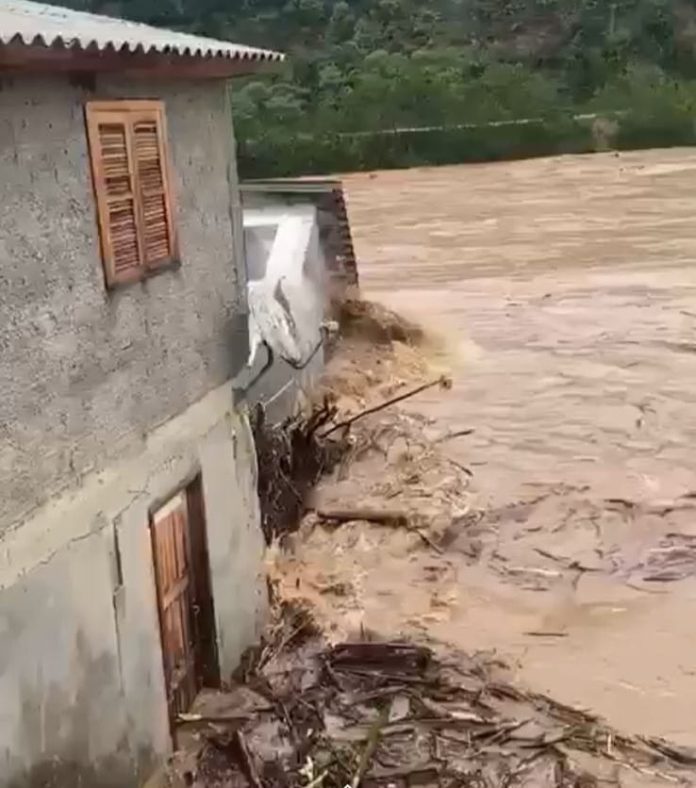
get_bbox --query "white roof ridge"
[0,0,284,62]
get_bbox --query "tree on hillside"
[56,0,696,174]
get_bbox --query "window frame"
[85,99,179,289]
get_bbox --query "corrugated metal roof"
[0,0,284,63]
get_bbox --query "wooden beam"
[0,43,281,79]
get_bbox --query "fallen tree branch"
[320,375,452,438]
[435,428,475,444]
[414,528,444,554]
[445,456,474,477]
[329,642,432,673]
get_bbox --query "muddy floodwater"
[342,149,696,749]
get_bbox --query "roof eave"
[0,40,284,79]
[241,178,344,194]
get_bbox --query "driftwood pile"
[249,297,447,545]
[175,604,696,788]
[250,400,344,545]
[250,375,451,546]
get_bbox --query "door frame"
[149,473,220,731]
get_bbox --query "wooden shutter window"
[85,101,178,288]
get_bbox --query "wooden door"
[151,491,200,720]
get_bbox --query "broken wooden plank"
[329,642,432,674]
[317,508,410,527]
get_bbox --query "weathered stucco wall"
[0,73,248,535]
[0,386,266,787]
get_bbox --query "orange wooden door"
[150,493,200,720]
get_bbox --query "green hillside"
[59,1,696,174]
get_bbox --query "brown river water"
[337,149,696,749]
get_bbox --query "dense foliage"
[62,0,696,175]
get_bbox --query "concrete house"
[0,2,282,785]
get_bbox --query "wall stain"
[3,630,145,788]
[5,755,134,788]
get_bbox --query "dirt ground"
[332,149,696,748]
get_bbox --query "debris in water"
[166,612,696,787]
[337,299,425,346]
[250,302,450,547]
[631,533,696,584]
[316,508,410,528]
[320,375,452,439]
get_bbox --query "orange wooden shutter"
[85,101,178,287]
[133,119,173,266]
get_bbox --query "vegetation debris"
[169,608,696,788]
[250,399,346,545]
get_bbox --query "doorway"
[150,476,219,726]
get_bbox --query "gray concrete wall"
[0,386,266,788]
[0,73,248,535]
[0,73,266,786]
